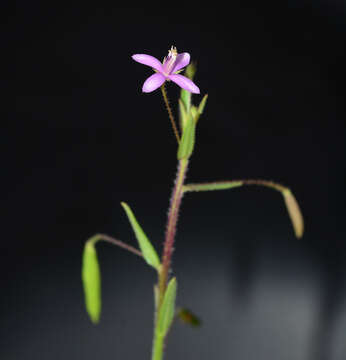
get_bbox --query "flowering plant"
[81,47,304,360]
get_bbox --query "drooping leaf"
[121,202,161,271]
[282,189,304,238]
[82,241,101,324]
[183,179,304,239]
[157,277,177,336]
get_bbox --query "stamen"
[163,46,178,75]
[168,46,177,58]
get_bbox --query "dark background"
[10,2,346,359]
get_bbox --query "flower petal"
[168,74,200,94]
[172,53,190,73]
[142,73,166,93]
[132,54,163,72]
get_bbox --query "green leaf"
[197,94,208,115]
[157,278,177,336]
[82,241,101,324]
[282,189,304,238]
[177,111,196,160]
[180,63,197,116]
[180,89,191,116]
[179,99,188,130]
[121,202,161,271]
[183,181,243,192]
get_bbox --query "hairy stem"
[183,179,287,193]
[151,158,189,360]
[161,84,180,143]
[159,158,188,301]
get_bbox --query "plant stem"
[151,158,189,360]
[151,331,164,360]
[161,84,180,144]
[159,158,188,301]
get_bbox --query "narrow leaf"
[82,241,101,324]
[121,202,161,270]
[178,308,202,327]
[157,278,177,336]
[179,99,188,130]
[177,112,196,160]
[282,189,304,238]
[180,89,191,115]
[183,181,243,192]
[197,94,208,115]
[180,63,196,114]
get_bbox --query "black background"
[10,2,346,359]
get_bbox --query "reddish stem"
[95,233,143,257]
[159,158,189,301]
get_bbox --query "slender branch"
[93,233,143,257]
[161,84,180,143]
[183,180,243,192]
[241,179,286,192]
[183,179,286,193]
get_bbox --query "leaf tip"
[197,94,208,115]
[170,276,177,288]
[282,189,304,239]
[89,311,100,324]
[120,202,132,217]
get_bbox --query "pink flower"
[132,46,200,94]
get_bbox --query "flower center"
[163,46,178,75]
